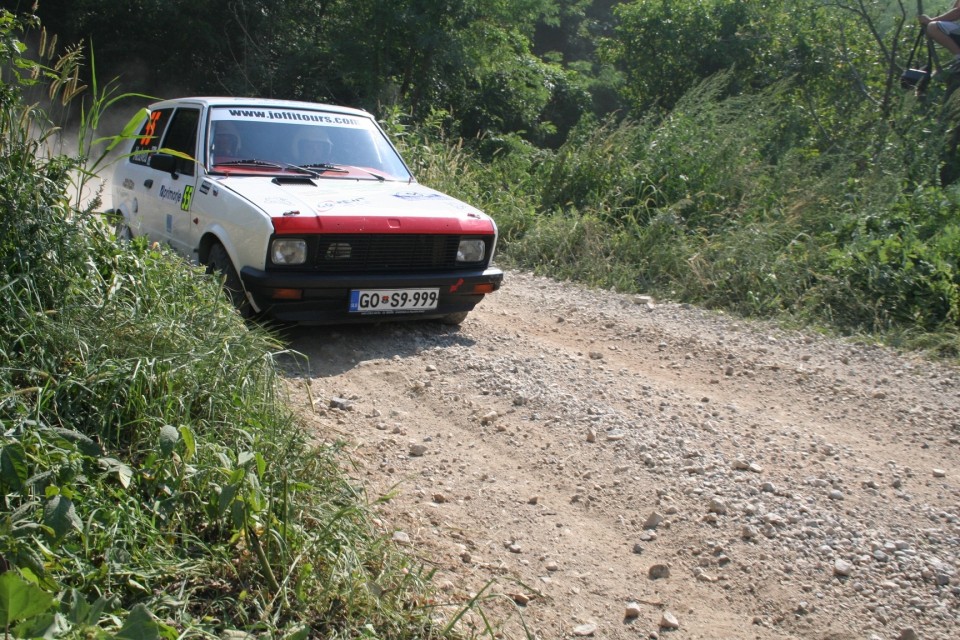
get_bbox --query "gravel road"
[280,271,960,640]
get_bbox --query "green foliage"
[33,0,585,145]
[603,0,882,127]
[0,572,55,636]
[403,62,960,351]
[0,10,463,639]
[810,186,960,332]
[605,0,758,112]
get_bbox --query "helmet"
[212,122,240,159]
[294,128,332,163]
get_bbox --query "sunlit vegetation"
[3,0,960,636]
[0,11,474,639]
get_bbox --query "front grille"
[266,233,493,273]
[312,234,465,273]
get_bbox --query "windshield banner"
[211,107,367,128]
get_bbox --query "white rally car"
[111,97,503,325]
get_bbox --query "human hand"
[920,14,932,25]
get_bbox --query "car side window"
[129,108,173,165]
[161,108,200,176]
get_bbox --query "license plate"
[349,288,439,313]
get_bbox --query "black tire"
[207,243,253,318]
[440,311,469,326]
[112,213,133,243]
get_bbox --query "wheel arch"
[197,232,221,265]
[198,228,238,266]
[112,203,133,225]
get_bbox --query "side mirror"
[148,153,178,176]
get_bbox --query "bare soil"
[279,271,960,640]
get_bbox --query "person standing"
[921,3,960,72]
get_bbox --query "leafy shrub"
[403,64,960,350]
[0,12,452,639]
[811,187,960,332]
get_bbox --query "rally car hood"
[209,175,495,234]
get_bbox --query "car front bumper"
[239,266,504,324]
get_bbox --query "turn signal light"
[472,283,495,294]
[270,288,303,300]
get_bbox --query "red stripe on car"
[271,215,495,235]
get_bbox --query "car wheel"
[440,311,469,326]
[207,243,253,318]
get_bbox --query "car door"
[149,106,202,256]
[123,107,174,241]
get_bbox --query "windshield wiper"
[300,162,349,173]
[213,159,319,177]
[301,163,386,182]
[215,159,283,168]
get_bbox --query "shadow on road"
[271,320,477,379]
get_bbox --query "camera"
[900,67,930,90]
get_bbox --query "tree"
[12,0,600,143]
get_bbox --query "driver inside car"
[294,129,333,165]
[211,122,241,162]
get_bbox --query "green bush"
[811,187,960,332]
[0,12,454,639]
[401,66,960,352]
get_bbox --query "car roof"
[146,96,374,119]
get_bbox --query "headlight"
[271,239,307,265]
[457,239,485,263]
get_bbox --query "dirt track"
[280,271,960,640]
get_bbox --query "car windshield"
[207,106,411,180]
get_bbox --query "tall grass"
[392,72,960,355]
[1,12,473,639]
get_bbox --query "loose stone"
[897,628,919,640]
[330,397,353,411]
[648,564,671,580]
[708,498,727,515]
[409,443,428,457]
[644,512,664,530]
[659,611,680,630]
[834,559,854,577]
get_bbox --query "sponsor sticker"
[159,185,183,204]
[393,191,448,202]
[180,185,194,211]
